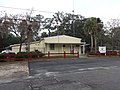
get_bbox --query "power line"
[0,6,55,14]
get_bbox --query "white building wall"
[11,35,83,54]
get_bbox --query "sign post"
[99,46,106,56]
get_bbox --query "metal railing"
[0,52,80,61]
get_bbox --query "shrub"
[0,51,45,60]
[0,54,6,59]
[29,50,44,58]
[16,52,29,58]
[16,51,44,59]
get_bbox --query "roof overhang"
[45,42,81,44]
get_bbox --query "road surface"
[1,57,120,90]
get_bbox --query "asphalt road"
[1,57,120,90]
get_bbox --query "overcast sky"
[0,0,120,23]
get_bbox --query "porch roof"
[45,42,85,45]
[44,35,82,44]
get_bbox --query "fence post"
[109,52,111,57]
[77,52,79,58]
[118,51,120,57]
[87,52,89,57]
[48,51,50,58]
[64,51,66,58]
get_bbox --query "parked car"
[1,50,12,53]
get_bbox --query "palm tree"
[84,17,103,52]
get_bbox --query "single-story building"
[10,35,86,54]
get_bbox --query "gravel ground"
[0,61,29,80]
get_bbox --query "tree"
[10,14,44,52]
[105,19,120,50]
[32,14,44,40]
[43,18,55,36]
[4,34,19,47]
[9,15,28,52]
[50,12,85,37]
[41,32,48,38]
[84,17,103,52]
[0,13,12,51]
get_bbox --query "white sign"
[99,46,106,53]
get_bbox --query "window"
[63,44,65,47]
[76,45,79,47]
[49,44,55,50]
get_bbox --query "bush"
[0,51,45,60]
[0,54,6,59]
[16,51,44,59]
[0,53,15,61]
[29,50,44,58]
[16,52,29,58]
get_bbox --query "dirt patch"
[0,61,29,80]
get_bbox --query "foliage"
[41,12,88,42]
[9,14,44,52]
[105,19,120,50]
[84,17,103,52]
[2,11,120,53]
[4,34,19,47]
[0,53,15,60]
[0,13,13,51]
[16,50,44,58]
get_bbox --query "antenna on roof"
[72,0,75,36]
[73,0,74,13]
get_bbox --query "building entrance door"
[70,45,74,53]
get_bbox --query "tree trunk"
[19,42,22,52]
[27,30,32,52]
[19,32,23,52]
[90,34,94,52]
[48,29,51,36]
[94,36,97,52]
[0,37,3,52]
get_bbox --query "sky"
[0,0,120,23]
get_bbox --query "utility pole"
[26,9,33,52]
[27,20,32,52]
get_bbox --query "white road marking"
[78,66,119,71]
[78,68,85,71]
[45,72,59,76]
[32,66,120,77]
